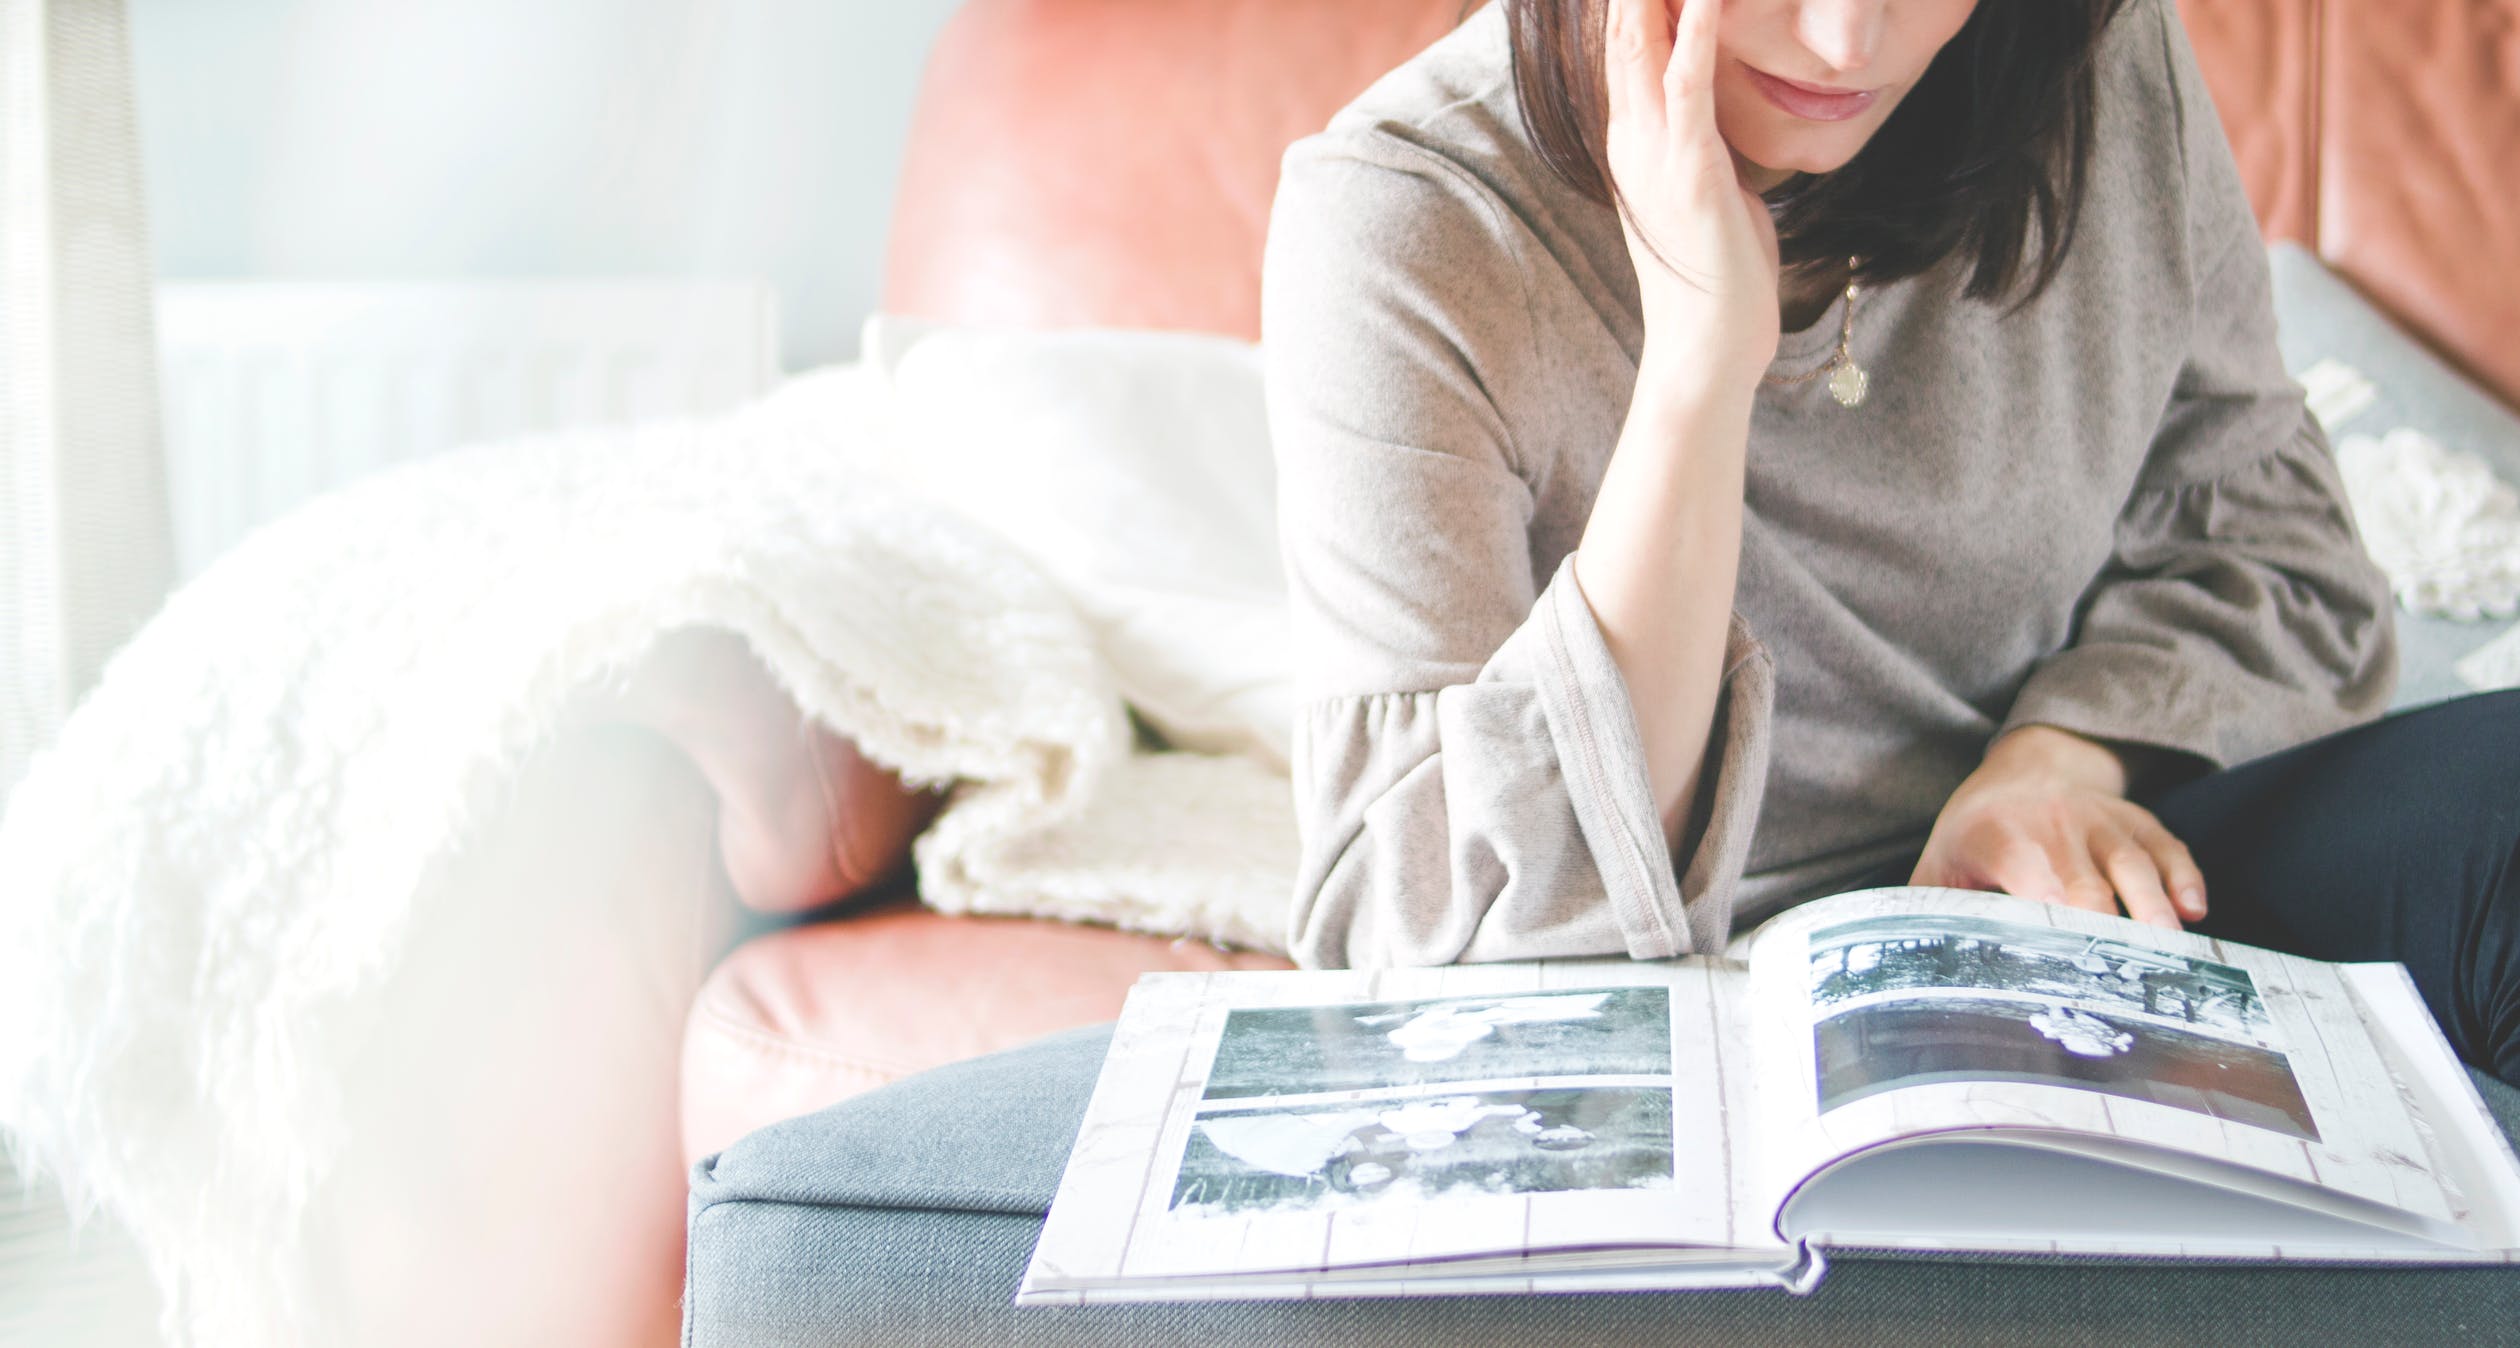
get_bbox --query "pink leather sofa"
[678,0,2520,1176]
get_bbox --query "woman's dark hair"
[1500,0,2135,305]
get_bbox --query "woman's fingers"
[1974,829,2066,909]
[1910,780,2211,933]
[1666,0,1723,136]
[1661,0,1737,203]
[2094,823,2182,930]
[1602,0,1671,140]
[2135,819,2209,921]
[1974,820,2143,926]
[2046,830,2125,919]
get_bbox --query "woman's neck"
[1758,171,1846,335]
[1779,256,1848,335]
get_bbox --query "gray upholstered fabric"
[2266,242,2520,712]
[684,1024,2520,1347]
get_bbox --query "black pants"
[2135,689,2520,1085]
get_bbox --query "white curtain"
[0,0,172,803]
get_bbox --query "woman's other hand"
[1604,0,1783,395]
[1909,725,2210,931]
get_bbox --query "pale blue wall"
[128,0,964,372]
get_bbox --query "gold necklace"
[1760,256,1869,408]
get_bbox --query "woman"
[1263,0,2518,1082]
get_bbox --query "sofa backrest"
[2182,0,2520,409]
[881,0,2518,409]
[878,0,1463,340]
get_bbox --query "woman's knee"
[2389,693,2520,1083]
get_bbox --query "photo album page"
[1742,888,2520,1253]
[1019,960,1811,1303]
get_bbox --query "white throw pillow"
[856,314,1294,769]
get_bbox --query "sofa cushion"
[683,1023,2520,1346]
[677,899,1291,1167]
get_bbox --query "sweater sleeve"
[1999,2,2397,769]
[1262,131,1775,971]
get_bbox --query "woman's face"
[1687,0,1983,192]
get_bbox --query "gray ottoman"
[684,1023,2520,1347]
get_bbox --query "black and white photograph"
[1813,994,2320,1141]
[1808,914,2275,1046]
[1167,1086,1675,1218]
[1201,987,1673,1101]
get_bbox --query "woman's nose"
[1792,0,1887,74]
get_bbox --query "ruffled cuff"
[1520,552,1776,957]
[1998,642,2232,769]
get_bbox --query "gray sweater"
[1259,0,2395,969]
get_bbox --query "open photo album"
[1017,887,2520,1304]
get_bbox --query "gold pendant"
[1829,359,1869,408]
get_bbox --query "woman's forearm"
[1569,361,1756,856]
[1577,0,1779,862]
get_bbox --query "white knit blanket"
[0,362,1296,1344]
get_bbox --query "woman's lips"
[1742,65,1878,123]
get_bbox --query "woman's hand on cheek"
[1604,0,1782,394]
[1908,725,2209,931]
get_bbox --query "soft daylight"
[4,0,2518,1343]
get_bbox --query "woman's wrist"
[1643,335,1764,405]
[1973,724,2133,799]
[1629,349,1758,442]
